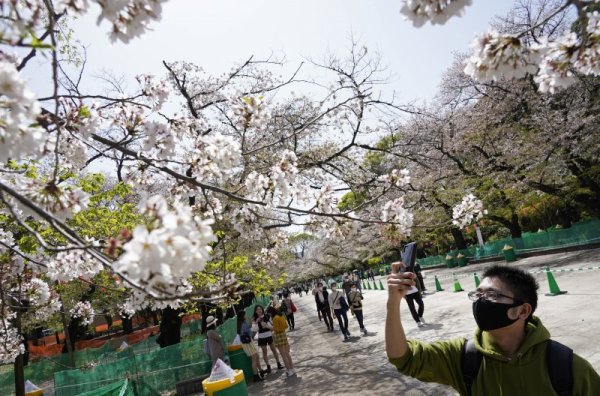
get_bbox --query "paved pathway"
[248,248,600,395]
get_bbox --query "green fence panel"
[52,294,272,396]
[416,219,600,266]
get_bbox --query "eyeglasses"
[468,290,522,303]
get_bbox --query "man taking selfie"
[385,263,600,395]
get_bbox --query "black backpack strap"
[546,340,573,396]
[461,339,482,396]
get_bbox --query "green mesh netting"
[0,296,271,396]
[53,338,212,396]
[415,218,600,268]
[76,378,135,396]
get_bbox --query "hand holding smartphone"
[402,242,417,273]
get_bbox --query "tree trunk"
[508,213,523,239]
[104,312,113,330]
[450,227,468,250]
[157,307,182,348]
[14,311,24,396]
[489,214,523,239]
[152,310,160,326]
[122,316,133,334]
[62,316,82,356]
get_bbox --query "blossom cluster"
[136,74,170,110]
[452,193,487,228]
[463,30,540,82]
[464,10,600,93]
[400,0,472,27]
[189,133,242,182]
[70,301,94,326]
[14,278,62,323]
[306,214,360,241]
[0,316,24,364]
[0,230,14,252]
[12,177,90,221]
[47,249,103,282]
[377,168,411,188]
[380,197,413,237]
[244,150,303,206]
[114,195,216,297]
[55,0,167,43]
[230,95,270,131]
[0,61,45,162]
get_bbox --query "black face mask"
[472,298,522,331]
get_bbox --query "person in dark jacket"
[314,282,334,332]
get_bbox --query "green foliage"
[367,256,382,266]
[337,191,367,212]
[362,133,402,174]
[70,175,141,241]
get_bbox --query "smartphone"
[402,242,417,273]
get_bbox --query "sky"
[27,0,516,104]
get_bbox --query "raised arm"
[385,262,417,359]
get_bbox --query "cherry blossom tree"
[2,5,600,393]
[0,3,424,379]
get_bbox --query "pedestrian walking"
[314,282,334,331]
[352,270,362,293]
[237,311,264,382]
[348,284,368,335]
[270,305,296,378]
[328,281,351,340]
[342,274,354,298]
[282,292,296,330]
[368,268,375,282]
[405,284,426,327]
[312,283,323,321]
[253,305,284,373]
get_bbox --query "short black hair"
[482,265,539,315]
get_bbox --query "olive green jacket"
[389,317,600,395]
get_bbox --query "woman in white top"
[252,305,284,373]
[328,281,351,340]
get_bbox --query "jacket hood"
[474,316,550,361]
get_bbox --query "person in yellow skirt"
[237,311,264,382]
[270,305,296,378]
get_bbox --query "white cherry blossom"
[377,168,411,187]
[0,317,24,364]
[400,0,472,27]
[114,195,216,297]
[47,250,103,282]
[70,301,94,326]
[452,193,487,228]
[0,61,45,162]
[136,74,170,110]
[464,30,538,82]
[230,95,270,130]
[534,32,579,93]
[380,197,413,237]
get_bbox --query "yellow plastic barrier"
[202,369,246,396]
[25,390,43,396]
[227,344,242,352]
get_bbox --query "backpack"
[461,339,573,396]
